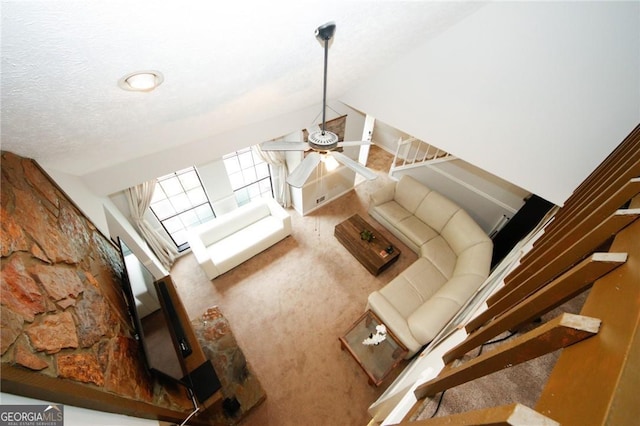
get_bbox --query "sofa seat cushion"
[372,200,413,226]
[367,291,423,355]
[407,296,462,344]
[407,273,488,344]
[206,215,284,272]
[396,216,439,248]
[379,257,448,317]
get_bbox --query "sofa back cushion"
[441,210,491,254]
[454,241,493,277]
[414,190,461,234]
[395,175,432,213]
[419,235,458,280]
[198,199,271,245]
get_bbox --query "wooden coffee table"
[334,214,400,275]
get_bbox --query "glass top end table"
[339,310,408,386]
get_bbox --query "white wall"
[43,167,111,236]
[291,165,357,215]
[371,119,412,154]
[341,102,366,143]
[79,101,329,194]
[79,102,320,195]
[341,1,640,206]
[103,202,167,279]
[80,101,367,196]
[392,159,529,234]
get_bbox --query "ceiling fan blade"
[261,141,310,151]
[306,124,321,134]
[330,151,378,181]
[337,140,372,147]
[286,152,322,187]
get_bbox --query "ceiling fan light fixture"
[118,70,164,92]
[321,154,339,171]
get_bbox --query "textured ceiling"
[1,1,484,175]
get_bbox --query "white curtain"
[252,144,291,208]
[125,180,178,270]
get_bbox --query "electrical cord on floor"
[477,330,517,356]
[426,330,518,419]
[430,390,447,418]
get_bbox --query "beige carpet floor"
[170,146,419,425]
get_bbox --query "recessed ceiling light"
[118,70,164,92]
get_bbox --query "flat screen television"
[117,237,221,405]
[117,237,186,383]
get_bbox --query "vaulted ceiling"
[1,1,485,176]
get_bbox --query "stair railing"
[390,137,452,174]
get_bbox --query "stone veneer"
[0,151,190,413]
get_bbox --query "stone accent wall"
[0,152,189,413]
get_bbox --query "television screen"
[117,237,185,382]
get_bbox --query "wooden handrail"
[535,216,640,424]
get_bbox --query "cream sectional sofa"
[188,197,292,280]
[368,175,492,357]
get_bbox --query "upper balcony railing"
[390,136,452,174]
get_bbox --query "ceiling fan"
[260,22,377,188]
